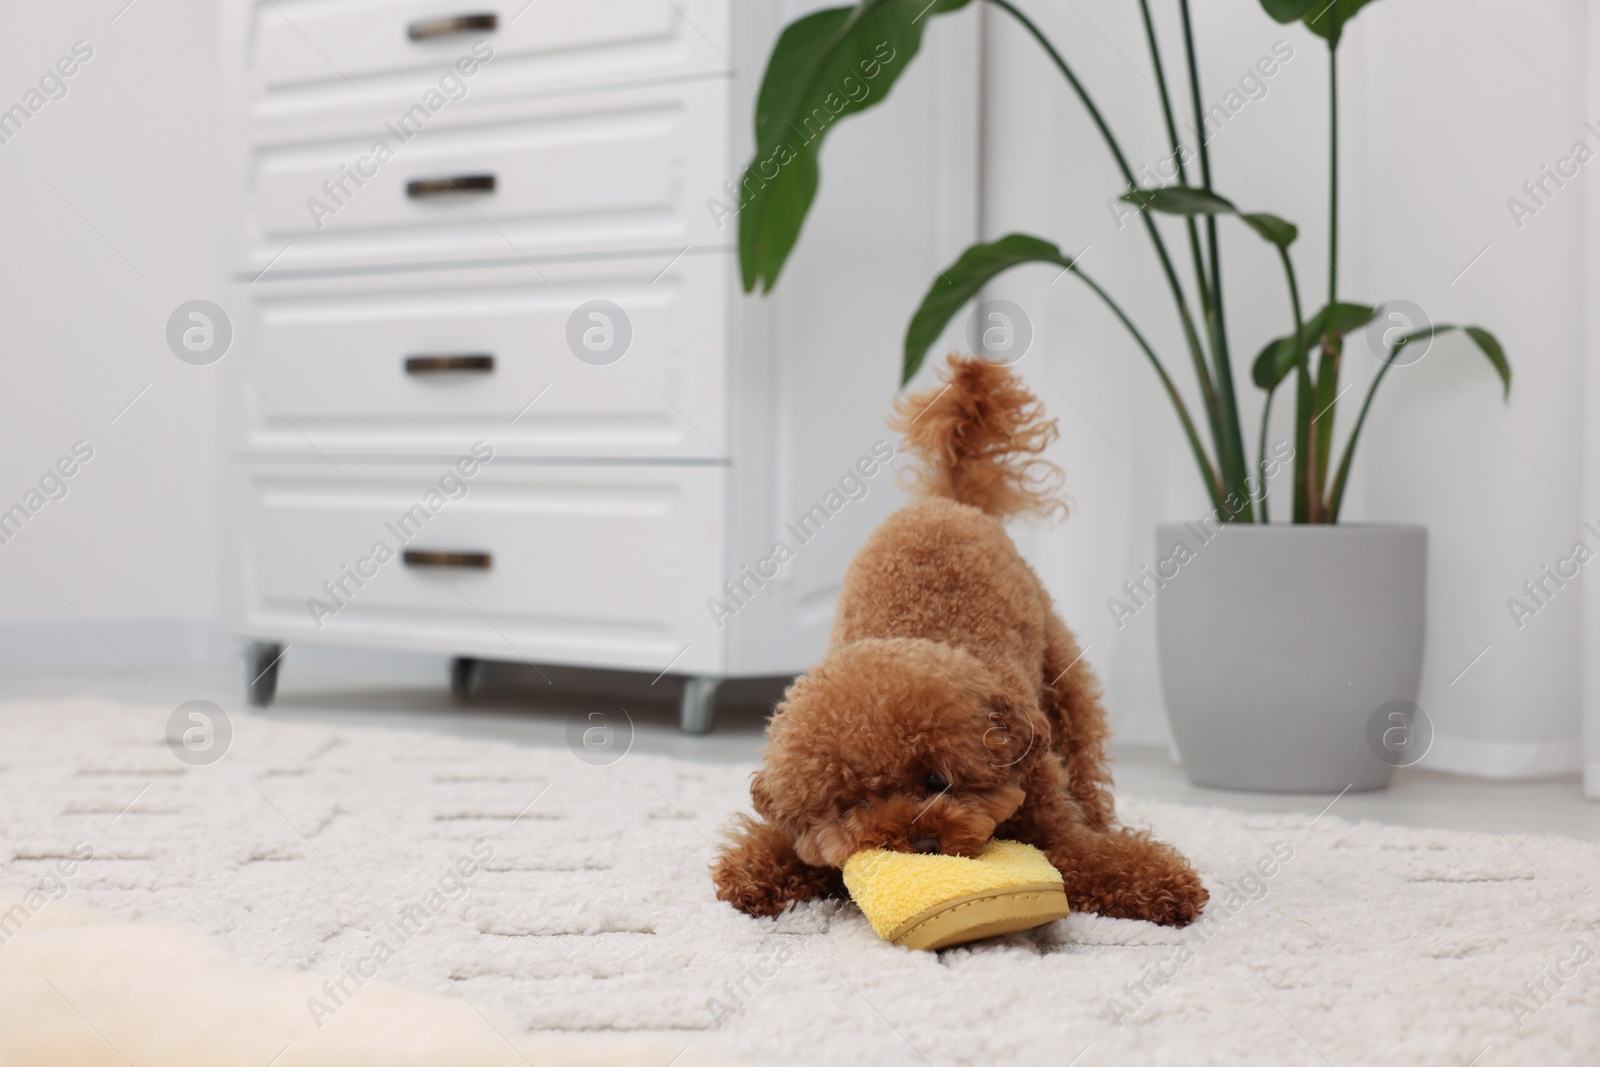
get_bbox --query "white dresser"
[217,0,980,730]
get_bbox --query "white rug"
[2,698,1598,1067]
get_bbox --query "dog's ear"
[749,770,776,819]
[983,692,1048,768]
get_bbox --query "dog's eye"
[923,772,950,793]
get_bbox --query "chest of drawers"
[218,0,980,731]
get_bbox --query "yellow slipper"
[842,839,1071,951]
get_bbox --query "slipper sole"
[889,883,1071,950]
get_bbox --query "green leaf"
[1122,187,1297,249]
[1239,212,1298,248]
[1386,325,1440,356]
[1315,301,1378,342]
[1463,326,1511,398]
[1251,302,1374,393]
[1257,0,1322,21]
[1278,302,1376,354]
[753,9,852,152]
[1252,336,1301,390]
[1327,321,1511,521]
[1121,187,1237,215]
[1304,0,1380,46]
[739,0,976,293]
[902,233,1071,384]
[1389,324,1511,398]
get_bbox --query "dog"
[711,355,1208,927]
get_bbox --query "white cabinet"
[241,0,731,107]
[233,80,731,272]
[218,0,980,730]
[229,463,728,672]
[231,256,730,459]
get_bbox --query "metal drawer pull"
[404,550,492,570]
[408,13,498,40]
[406,174,496,198]
[405,354,494,375]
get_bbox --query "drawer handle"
[405,354,495,375]
[404,550,492,570]
[408,13,498,41]
[407,174,496,198]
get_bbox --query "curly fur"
[712,355,1208,928]
[887,355,1067,520]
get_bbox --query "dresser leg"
[450,657,480,701]
[679,675,722,735]
[246,642,284,708]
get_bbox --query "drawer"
[225,462,727,672]
[238,0,732,113]
[229,254,730,459]
[232,79,730,273]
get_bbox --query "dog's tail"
[888,354,1066,519]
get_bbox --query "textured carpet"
[1,698,1598,1067]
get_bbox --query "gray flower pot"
[1154,522,1427,793]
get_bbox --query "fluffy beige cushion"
[0,895,709,1067]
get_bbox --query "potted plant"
[733,0,1511,791]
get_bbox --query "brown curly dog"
[712,355,1208,928]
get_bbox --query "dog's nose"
[911,837,941,855]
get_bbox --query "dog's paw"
[710,814,844,917]
[1142,882,1210,927]
[1070,885,1209,927]
[1057,843,1212,928]
[714,879,796,919]
[1115,863,1210,927]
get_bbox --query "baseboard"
[0,618,461,684]
[0,617,237,672]
[1425,732,1582,779]
[1585,762,1600,799]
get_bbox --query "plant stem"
[1308,34,1341,523]
[1326,347,1398,522]
[1311,337,1342,509]
[1271,243,1314,522]
[1256,389,1274,523]
[1137,0,1192,187]
[1295,357,1315,522]
[1068,264,1223,506]
[1267,244,1308,525]
[1327,41,1339,311]
[1179,0,1249,521]
[1137,0,1219,475]
[985,0,1223,488]
[1136,1,1213,322]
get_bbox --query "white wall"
[1360,1,1586,779]
[1583,3,1600,798]
[984,0,1591,780]
[0,2,228,672]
